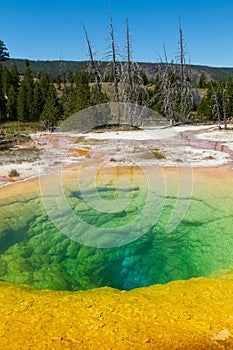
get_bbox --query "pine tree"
[39,72,50,103]
[40,85,61,130]
[32,82,44,121]
[24,65,34,119]
[64,86,76,118]
[225,77,233,118]
[17,63,34,121]
[90,85,108,106]
[1,66,11,94]
[17,80,28,121]
[0,40,9,62]
[64,71,91,118]
[198,72,208,88]
[67,70,74,86]
[6,85,17,120]
[10,64,19,92]
[197,81,227,123]
[17,62,35,121]
[75,71,91,111]
[0,80,6,122]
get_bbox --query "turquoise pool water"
[0,167,233,291]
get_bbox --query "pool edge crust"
[0,275,233,349]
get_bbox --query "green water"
[0,174,233,291]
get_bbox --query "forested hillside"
[3,58,233,83]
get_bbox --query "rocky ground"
[0,125,232,187]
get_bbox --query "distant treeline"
[3,58,233,83]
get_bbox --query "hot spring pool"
[0,165,233,291]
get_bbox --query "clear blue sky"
[1,0,233,67]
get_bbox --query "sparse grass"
[74,137,103,145]
[151,150,166,159]
[141,150,166,160]
[0,121,44,134]
[2,147,41,156]
[4,134,14,140]
[74,136,86,143]
[8,169,20,177]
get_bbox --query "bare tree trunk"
[212,88,222,128]
[109,11,120,125]
[159,47,176,125]
[178,15,185,123]
[83,24,101,94]
[125,17,136,126]
[126,18,133,101]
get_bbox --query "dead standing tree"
[120,18,150,126]
[212,86,222,128]
[177,16,193,123]
[109,11,121,125]
[158,46,178,125]
[178,15,185,123]
[211,82,227,129]
[82,24,102,95]
[126,18,133,101]
[161,69,177,125]
[81,14,150,127]
[157,18,193,125]
[221,84,227,129]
